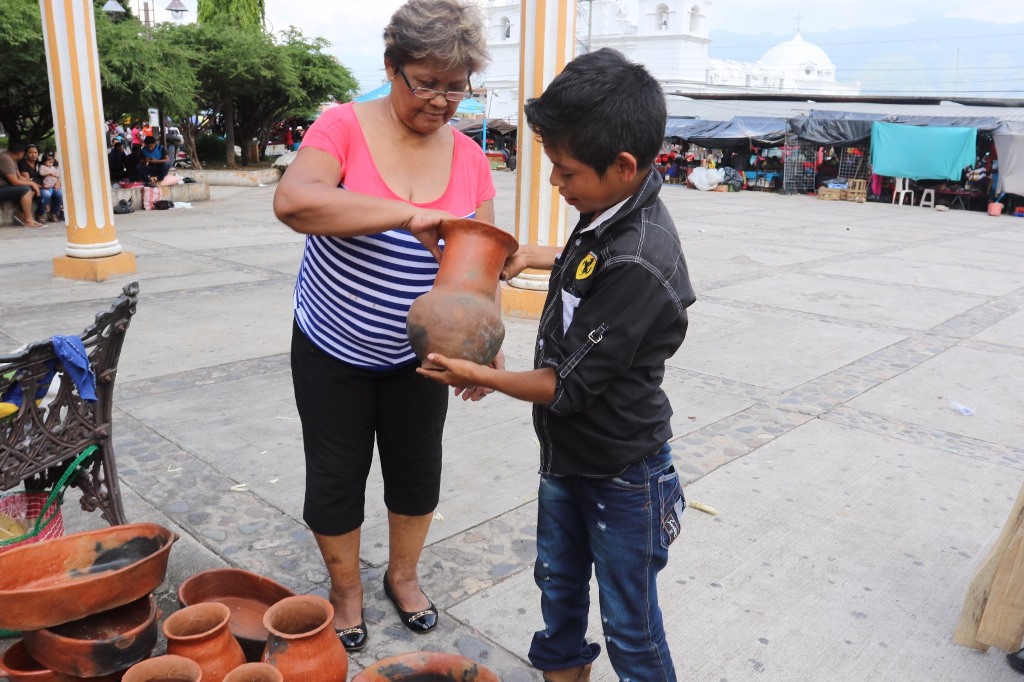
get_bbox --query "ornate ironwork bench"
[0,282,139,526]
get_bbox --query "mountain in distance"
[708,17,1024,98]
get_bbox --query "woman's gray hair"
[384,0,489,75]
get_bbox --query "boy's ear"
[613,152,639,182]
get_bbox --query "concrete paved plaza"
[1,172,1023,680]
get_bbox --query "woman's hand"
[405,210,453,263]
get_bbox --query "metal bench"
[0,282,139,526]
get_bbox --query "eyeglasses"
[396,65,473,102]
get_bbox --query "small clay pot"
[122,654,203,682]
[163,602,246,682]
[177,568,296,663]
[351,651,499,681]
[22,594,159,677]
[222,663,283,682]
[261,595,347,682]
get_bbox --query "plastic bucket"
[987,202,1003,216]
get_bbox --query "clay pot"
[0,642,122,681]
[163,602,246,682]
[22,594,159,678]
[122,654,203,682]
[0,523,176,631]
[351,651,499,681]
[222,663,283,682]
[261,595,347,682]
[177,568,296,662]
[406,218,519,368]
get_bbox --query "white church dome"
[758,32,836,81]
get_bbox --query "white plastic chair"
[920,188,936,208]
[892,177,915,206]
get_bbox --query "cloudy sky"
[149,0,1024,95]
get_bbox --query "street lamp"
[165,0,188,22]
[101,0,126,19]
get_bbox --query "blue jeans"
[37,187,63,218]
[529,444,683,681]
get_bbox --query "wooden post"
[40,0,136,281]
[500,0,576,319]
[953,480,1024,651]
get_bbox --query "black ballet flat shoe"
[336,620,368,652]
[1007,648,1024,675]
[382,570,438,633]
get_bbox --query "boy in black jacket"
[420,48,694,681]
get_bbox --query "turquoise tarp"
[869,122,976,181]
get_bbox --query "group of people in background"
[0,142,63,228]
[107,120,180,187]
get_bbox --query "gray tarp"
[788,109,1006,145]
[665,116,787,147]
[993,122,1024,196]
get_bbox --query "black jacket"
[533,169,695,477]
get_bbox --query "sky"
[148,0,1024,96]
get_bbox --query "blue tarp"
[354,82,485,114]
[869,122,977,181]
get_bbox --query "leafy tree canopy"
[197,0,265,33]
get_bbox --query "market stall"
[993,122,1024,197]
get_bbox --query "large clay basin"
[0,523,176,631]
[0,641,122,681]
[21,594,159,678]
[351,651,499,681]
[178,568,297,662]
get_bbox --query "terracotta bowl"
[0,523,176,631]
[351,652,500,681]
[0,641,121,681]
[21,594,159,678]
[177,568,296,662]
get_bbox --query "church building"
[480,0,860,120]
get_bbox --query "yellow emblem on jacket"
[576,253,597,280]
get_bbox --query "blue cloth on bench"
[51,335,97,401]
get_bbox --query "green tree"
[95,19,197,128]
[0,0,51,143]
[233,28,358,163]
[197,0,265,33]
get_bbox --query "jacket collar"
[585,166,663,240]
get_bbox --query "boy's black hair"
[524,48,666,177]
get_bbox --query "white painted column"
[503,0,575,317]
[40,0,136,280]
[513,0,575,250]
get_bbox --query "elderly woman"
[273,0,494,652]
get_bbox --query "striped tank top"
[293,103,495,370]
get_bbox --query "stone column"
[501,0,575,319]
[40,0,136,281]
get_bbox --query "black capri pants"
[291,322,449,536]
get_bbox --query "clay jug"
[351,651,499,681]
[406,218,519,369]
[163,603,246,682]
[223,663,283,682]
[261,595,347,682]
[122,654,203,682]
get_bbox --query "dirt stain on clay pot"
[72,536,166,576]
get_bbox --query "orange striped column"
[501,0,575,319]
[41,0,136,281]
